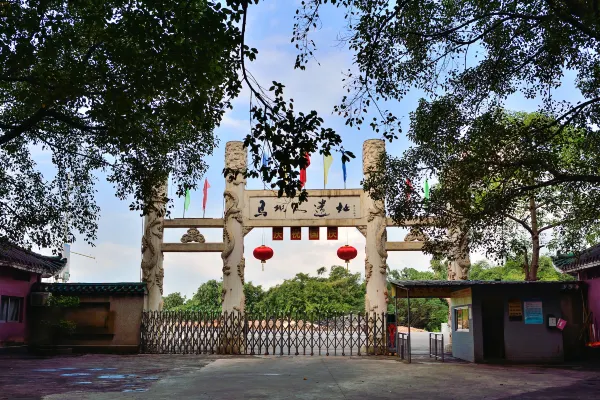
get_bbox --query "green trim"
[32,282,147,295]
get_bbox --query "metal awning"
[390,280,581,298]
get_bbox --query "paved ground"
[1,353,599,399]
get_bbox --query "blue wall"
[450,289,475,362]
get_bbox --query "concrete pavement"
[1,354,599,399]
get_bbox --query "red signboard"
[291,227,302,240]
[327,227,338,240]
[272,227,284,241]
[309,226,320,240]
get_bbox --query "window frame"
[454,305,471,332]
[0,296,24,323]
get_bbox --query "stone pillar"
[141,182,167,311]
[363,140,387,354]
[222,141,246,314]
[445,225,471,351]
[447,226,470,281]
[363,139,388,315]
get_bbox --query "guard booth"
[390,280,584,363]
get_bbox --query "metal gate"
[140,311,389,355]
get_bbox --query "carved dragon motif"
[367,199,385,222]
[376,222,388,269]
[237,257,245,284]
[448,226,471,280]
[365,259,373,285]
[221,190,242,263]
[223,264,231,276]
[356,225,367,238]
[141,217,164,291]
[155,261,164,295]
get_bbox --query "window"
[454,306,470,331]
[0,296,24,322]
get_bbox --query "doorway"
[481,296,505,360]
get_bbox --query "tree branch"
[45,110,107,132]
[504,213,534,235]
[0,108,47,146]
[539,220,572,233]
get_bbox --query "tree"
[257,266,365,314]
[1,1,350,250]
[365,110,599,280]
[293,2,600,248]
[294,1,600,173]
[186,280,223,311]
[244,282,266,312]
[469,256,573,281]
[162,292,186,311]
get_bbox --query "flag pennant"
[309,226,320,240]
[300,153,310,188]
[327,226,338,240]
[272,227,284,240]
[323,154,334,187]
[184,189,191,212]
[341,157,347,184]
[424,179,430,200]
[291,227,302,240]
[262,152,268,167]
[406,178,413,200]
[202,178,210,212]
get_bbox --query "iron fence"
[140,311,388,356]
[429,332,444,362]
[398,332,410,362]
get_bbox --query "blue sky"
[35,2,580,298]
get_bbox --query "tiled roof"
[0,242,67,277]
[552,244,600,273]
[32,282,147,295]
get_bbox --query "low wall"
[29,283,146,353]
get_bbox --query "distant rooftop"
[552,243,600,273]
[0,242,66,277]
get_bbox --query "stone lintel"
[162,243,225,252]
[246,189,364,198]
[386,217,436,227]
[163,218,225,229]
[386,241,425,251]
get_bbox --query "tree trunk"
[522,249,530,279]
[529,196,540,281]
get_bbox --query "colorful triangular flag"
[202,178,210,216]
[341,154,347,186]
[323,154,334,188]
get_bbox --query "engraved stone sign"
[247,195,361,220]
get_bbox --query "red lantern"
[253,245,274,271]
[337,245,358,270]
